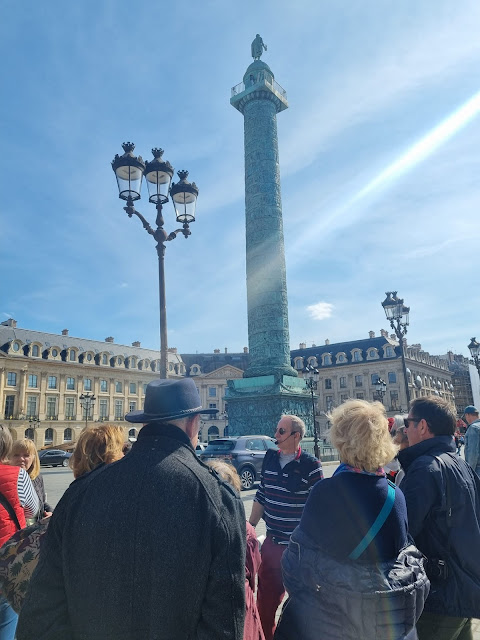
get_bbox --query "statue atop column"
[251,34,267,60]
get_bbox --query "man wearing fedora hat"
[18,378,247,640]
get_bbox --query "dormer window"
[323,354,332,366]
[69,350,76,362]
[385,346,394,357]
[352,350,362,362]
[32,345,39,357]
[337,353,345,363]
[12,342,20,352]
[294,357,304,370]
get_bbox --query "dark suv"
[200,436,277,490]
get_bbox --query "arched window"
[64,428,73,442]
[337,353,345,363]
[208,426,219,442]
[32,345,39,357]
[294,357,304,370]
[25,428,34,440]
[353,350,362,362]
[128,428,137,439]
[69,350,76,361]
[323,354,331,366]
[102,354,108,365]
[44,428,54,445]
[385,346,394,357]
[130,357,136,369]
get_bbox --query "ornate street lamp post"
[29,416,40,431]
[374,378,387,404]
[79,393,96,430]
[112,143,199,380]
[382,291,411,406]
[468,337,480,376]
[303,365,320,459]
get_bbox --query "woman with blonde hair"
[10,439,52,521]
[70,424,125,479]
[275,400,429,640]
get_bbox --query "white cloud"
[307,302,334,321]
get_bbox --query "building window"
[326,396,333,411]
[340,394,348,403]
[65,397,75,419]
[99,399,109,419]
[25,428,34,440]
[325,379,332,390]
[129,383,137,394]
[66,377,75,390]
[128,428,137,439]
[48,376,57,390]
[130,358,136,369]
[208,425,219,442]
[32,345,39,357]
[337,354,345,363]
[44,428,54,445]
[4,395,14,419]
[64,428,73,442]
[84,379,92,392]
[323,354,332,365]
[353,351,361,362]
[129,401,136,413]
[117,357,122,366]
[102,354,108,365]
[7,372,17,387]
[388,372,397,384]
[371,374,380,385]
[26,396,37,417]
[355,375,363,387]
[115,381,122,393]
[385,346,394,357]
[339,376,346,388]
[209,403,217,409]
[356,393,364,399]
[70,350,76,361]
[369,349,377,358]
[86,353,92,362]
[208,387,217,397]
[12,342,20,352]
[114,400,124,420]
[143,384,147,395]
[100,380,108,392]
[51,348,58,357]
[46,397,57,419]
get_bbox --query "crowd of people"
[0,378,478,639]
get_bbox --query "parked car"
[195,442,208,456]
[39,449,72,468]
[200,436,277,490]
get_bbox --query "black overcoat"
[17,423,246,640]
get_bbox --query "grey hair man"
[249,414,323,640]
[18,378,246,640]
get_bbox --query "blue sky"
[1,1,479,357]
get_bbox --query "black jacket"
[398,435,480,618]
[17,423,246,640]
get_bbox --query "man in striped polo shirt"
[249,414,323,640]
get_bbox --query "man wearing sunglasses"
[397,396,480,639]
[249,415,323,640]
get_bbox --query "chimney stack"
[1,319,17,328]
[325,339,330,345]
[369,330,375,339]
[132,341,141,347]
[243,346,248,354]
[105,337,114,343]
[224,348,228,354]
[214,349,220,354]
[62,329,69,336]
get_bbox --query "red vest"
[0,465,26,546]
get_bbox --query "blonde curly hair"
[329,399,398,472]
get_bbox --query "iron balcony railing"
[231,77,287,99]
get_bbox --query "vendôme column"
[226,36,312,436]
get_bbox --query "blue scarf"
[333,462,386,477]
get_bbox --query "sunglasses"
[403,418,420,429]
[276,428,297,436]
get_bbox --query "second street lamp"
[382,291,411,406]
[468,337,480,376]
[303,365,320,459]
[374,378,387,404]
[79,393,96,430]
[112,143,199,380]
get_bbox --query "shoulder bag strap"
[0,491,21,531]
[349,481,396,560]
